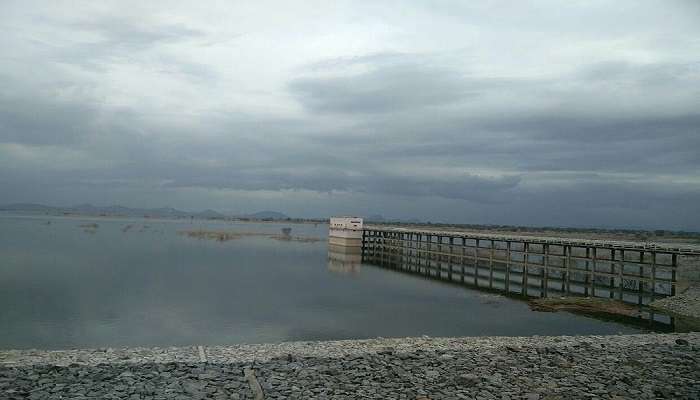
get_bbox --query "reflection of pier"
[361,227,700,306]
[327,244,362,274]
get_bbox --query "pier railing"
[362,226,700,306]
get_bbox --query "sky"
[1,1,699,230]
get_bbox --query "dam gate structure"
[329,217,363,248]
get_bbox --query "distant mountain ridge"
[0,203,289,220]
[246,211,290,220]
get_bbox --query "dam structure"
[328,216,364,248]
[360,225,700,307]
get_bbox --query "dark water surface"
[0,215,655,349]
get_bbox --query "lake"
[0,214,670,350]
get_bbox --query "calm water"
[0,214,654,350]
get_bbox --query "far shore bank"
[0,212,327,226]
[3,211,700,247]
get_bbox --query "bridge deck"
[364,225,700,256]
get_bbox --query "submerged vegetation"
[79,223,99,234]
[529,297,642,318]
[179,229,322,243]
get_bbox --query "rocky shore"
[651,285,700,320]
[2,333,699,399]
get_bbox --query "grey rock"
[2,333,700,399]
[456,373,480,386]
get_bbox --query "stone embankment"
[652,285,700,320]
[2,333,699,400]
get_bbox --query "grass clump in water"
[178,229,321,243]
[529,296,642,318]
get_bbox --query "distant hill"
[366,214,386,222]
[65,204,194,218]
[244,211,290,220]
[364,214,424,224]
[0,203,56,212]
[0,203,283,220]
[196,209,226,219]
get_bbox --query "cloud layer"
[1,1,699,229]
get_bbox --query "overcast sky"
[1,1,699,229]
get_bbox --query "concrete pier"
[361,226,700,305]
[328,217,364,248]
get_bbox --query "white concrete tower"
[328,216,364,247]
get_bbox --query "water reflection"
[361,241,700,332]
[0,214,681,349]
[327,244,362,275]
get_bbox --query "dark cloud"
[289,62,477,114]
[579,61,700,86]
[26,15,209,76]
[290,56,700,177]
[68,17,204,49]
[0,1,699,229]
[0,95,97,146]
[159,168,521,204]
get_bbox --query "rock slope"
[2,333,699,399]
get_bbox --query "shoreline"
[2,333,699,399]
[651,285,700,319]
[2,332,699,366]
[3,212,699,247]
